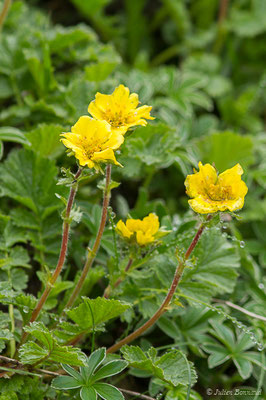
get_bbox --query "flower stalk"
[63,164,112,310]
[0,0,12,32]
[107,215,212,353]
[19,167,83,346]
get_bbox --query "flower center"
[206,183,234,201]
[106,110,126,127]
[80,137,102,158]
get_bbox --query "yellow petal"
[142,213,159,235]
[116,220,133,239]
[128,93,139,109]
[113,84,130,103]
[136,231,154,246]
[103,131,124,150]
[126,219,142,232]
[185,162,217,198]
[91,148,121,167]
[218,163,248,198]
[188,197,220,214]
[88,100,106,120]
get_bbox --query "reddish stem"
[19,168,82,346]
[63,164,112,310]
[107,215,212,354]
[218,0,229,24]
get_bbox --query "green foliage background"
[0,0,265,399]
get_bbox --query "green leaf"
[0,247,30,275]
[80,386,97,400]
[47,24,97,53]
[19,341,48,364]
[0,127,30,146]
[23,42,56,96]
[85,60,119,82]
[121,346,197,386]
[62,364,82,381]
[233,356,253,380]
[25,124,64,159]
[126,123,180,168]
[19,322,85,365]
[196,131,254,171]
[180,227,240,295]
[80,348,106,382]
[92,360,128,382]
[51,375,82,390]
[93,383,124,400]
[19,340,84,366]
[67,297,131,331]
[0,149,61,219]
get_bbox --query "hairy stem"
[213,299,266,322]
[64,164,112,310]
[104,258,133,298]
[19,168,82,347]
[107,215,212,353]
[0,0,12,32]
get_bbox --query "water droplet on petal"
[240,241,245,248]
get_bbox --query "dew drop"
[257,343,264,351]
[23,306,29,313]
[173,227,177,232]
[258,283,264,289]
[240,241,245,248]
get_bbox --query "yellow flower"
[61,116,124,169]
[88,84,154,135]
[116,213,160,246]
[185,162,248,214]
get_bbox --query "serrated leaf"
[180,227,240,295]
[20,322,85,365]
[66,297,131,331]
[25,124,64,159]
[121,346,197,387]
[196,131,254,171]
[0,149,62,219]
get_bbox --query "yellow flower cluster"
[116,213,160,246]
[61,85,154,170]
[185,162,248,214]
